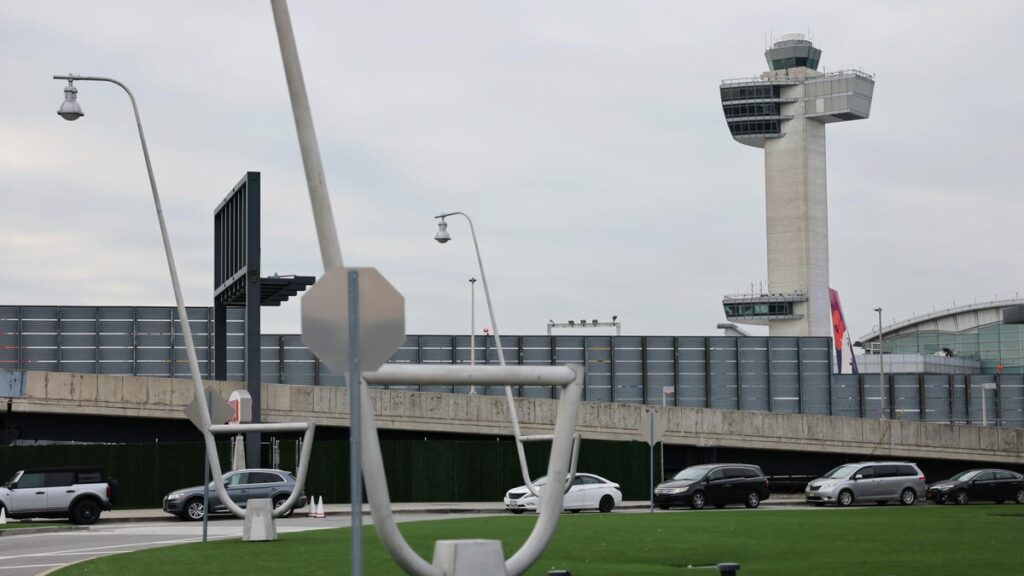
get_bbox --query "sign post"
[203,390,211,543]
[301,266,405,576]
[639,409,668,513]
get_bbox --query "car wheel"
[899,488,916,506]
[837,489,854,508]
[1015,489,1024,504]
[745,491,760,509]
[598,496,615,513]
[273,495,294,518]
[954,490,969,506]
[184,497,206,521]
[689,491,706,510]
[71,499,101,525]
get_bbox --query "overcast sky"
[2,0,1022,342]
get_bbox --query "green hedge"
[0,438,657,508]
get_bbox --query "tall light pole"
[874,307,885,419]
[469,278,477,367]
[435,212,554,498]
[52,73,224,522]
[53,74,207,418]
[469,277,477,394]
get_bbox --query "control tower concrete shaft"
[719,34,874,337]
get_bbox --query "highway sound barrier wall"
[2,306,1021,426]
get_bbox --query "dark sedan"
[927,469,1024,505]
[163,468,306,521]
[654,464,770,510]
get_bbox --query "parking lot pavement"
[0,513,473,576]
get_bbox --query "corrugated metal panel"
[771,337,799,413]
[922,374,951,423]
[585,337,612,402]
[832,374,860,417]
[708,337,738,409]
[1000,375,1024,427]
[892,374,920,420]
[952,375,968,423]
[738,338,769,411]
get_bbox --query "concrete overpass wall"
[6,371,1022,465]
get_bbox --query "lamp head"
[57,80,84,121]
[434,219,451,243]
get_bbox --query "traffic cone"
[307,496,318,518]
[0,507,6,525]
[315,496,325,518]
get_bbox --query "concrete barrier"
[7,370,1022,464]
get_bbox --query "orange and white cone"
[315,496,325,518]
[307,496,318,518]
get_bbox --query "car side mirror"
[8,482,17,489]
[969,479,977,485]
[853,474,863,481]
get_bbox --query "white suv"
[1,467,116,524]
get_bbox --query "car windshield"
[822,464,859,479]
[950,470,981,482]
[672,466,712,481]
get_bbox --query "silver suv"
[806,461,927,507]
[0,467,116,524]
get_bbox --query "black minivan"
[654,464,770,510]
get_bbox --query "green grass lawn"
[57,506,1024,575]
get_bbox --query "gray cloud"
[1,0,1021,342]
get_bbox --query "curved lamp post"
[52,75,313,524]
[434,213,579,498]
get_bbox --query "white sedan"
[503,473,622,514]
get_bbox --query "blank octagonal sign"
[301,267,405,374]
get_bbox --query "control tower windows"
[771,56,819,70]
[720,85,782,102]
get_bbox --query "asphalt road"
[0,513,471,576]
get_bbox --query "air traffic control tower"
[720,34,874,337]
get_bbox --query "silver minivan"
[805,461,927,507]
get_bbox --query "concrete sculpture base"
[432,539,508,576]
[242,498,277,542]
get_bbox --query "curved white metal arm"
[209,423,316,518]
[360,364,584,576]
[52,72,316,521]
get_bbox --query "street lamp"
[468,277,477,394]
[53,74,314,541]
[433,213,506,365]
[874,307,886,419]
[52,74,235,527]
[57,80,84,120]
[434,211,565,499]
